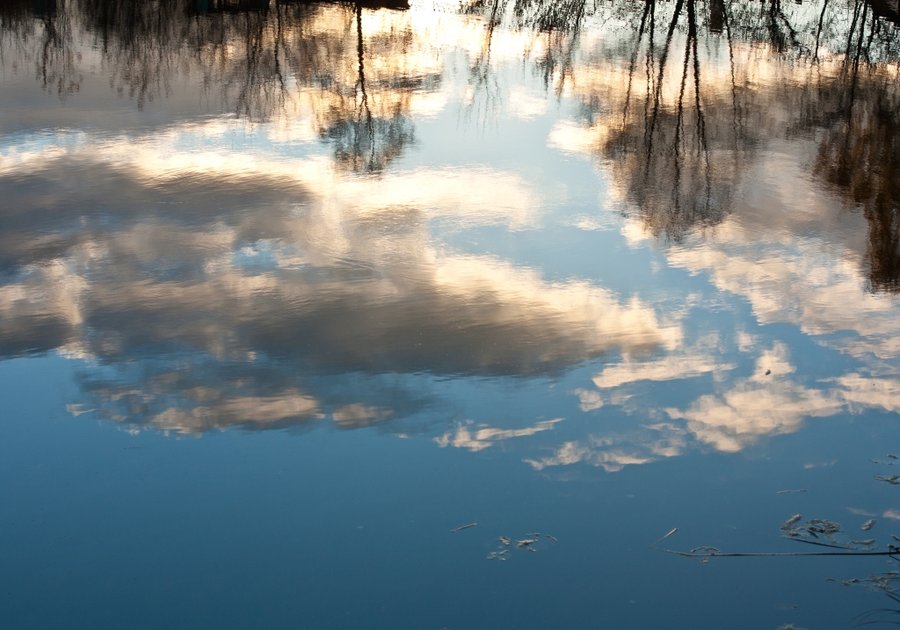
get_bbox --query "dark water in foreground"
[1,0,899,627]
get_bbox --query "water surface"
[1,1,900,628]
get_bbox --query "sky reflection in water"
[1,0,900,628]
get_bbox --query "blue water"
[1,1,899,628]
[3,354,897,628]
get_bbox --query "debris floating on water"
[450,522,477,533]
[485,532,558,559]
[780,514,850,546]
[654,527,679,544]
[689,545,721,555]
[862,519,877,531]
[784,536,851,549]
[776,489,808,494]
[807,518,841,535]
[875,475,900,485]
[781,514,802,530]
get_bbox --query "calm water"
[1,0,899,628]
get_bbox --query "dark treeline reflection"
[3,0,898,276]
[0,0,423,173]
[601,0,741,240]
[461,0,900,291]
[805,20,900,293]
[619,0,900,290]
[814,78,900,293]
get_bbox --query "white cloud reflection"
[658,148,900,364]
[591,353,733,390]
[539,342,897,471]
[149,391,325,434]
[571,388,603,412]
[0,117,684,435]
[832,374,900,414]
[435,418,564,452]
[525,426,686,473]
[667,378,843,453]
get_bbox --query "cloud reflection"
[537,342,898,472]
[150,390,325,434]
[435,418,564,452]
[591,353,733,390]
[0,144,681,433]
[525,426,685,473]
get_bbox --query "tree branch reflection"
[1,0,423,172]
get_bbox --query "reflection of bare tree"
[597,0,900,241]
[461,0,502,127]
[454,0,900,245]
[321,2,416,173]
[599,0,752,240]
[531,4,584,97]
[35,0,79,97]
[82,0,424,171]
[0,1,59,34]
[79,0,192,108]
[462,0,585,100]
[806,4,900,292]
[2,0,426,172]
[0,0,79,97]
[604,0,900,253]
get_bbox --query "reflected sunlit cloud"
[435,418,564,452]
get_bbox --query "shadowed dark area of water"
[1,1,899,628]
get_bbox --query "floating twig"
[486,549,508,561]
[781,514,802,530]
[450,522,477,533]
[782,536,852,550]
[654,527,679,545]
[665,548,900,558]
